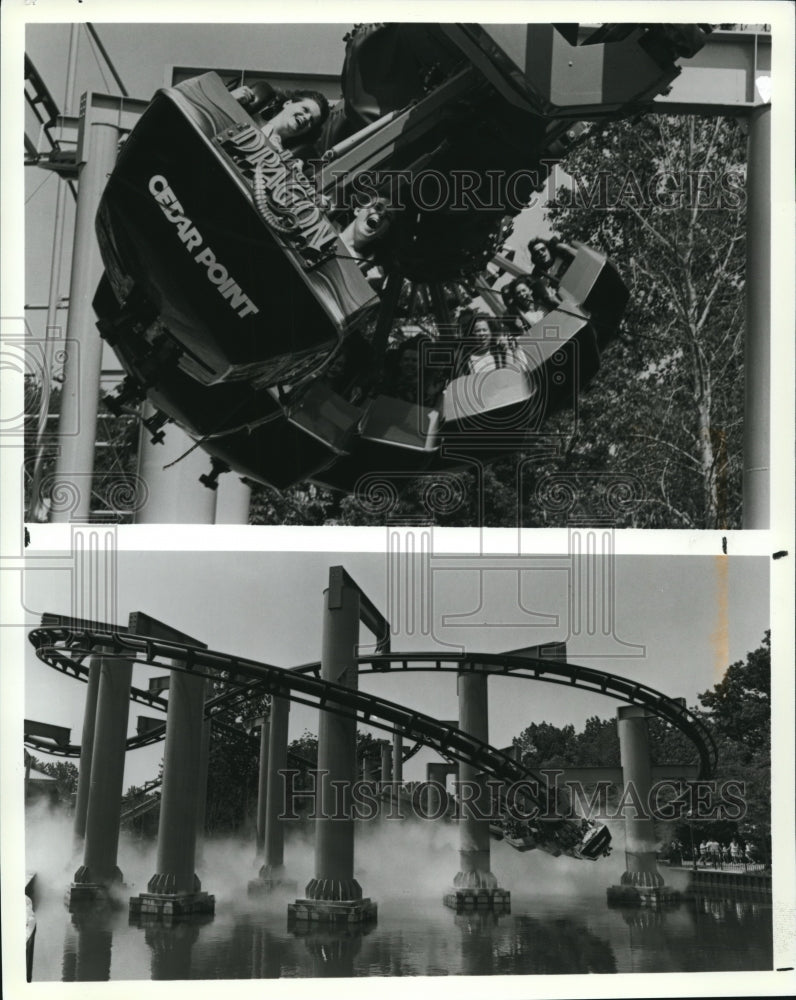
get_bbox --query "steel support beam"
[214,474,252,524]
[392,731,403,784]
[128,612,214,919]
[453,671,497,890]
[136,404,218,523]
[307,571,361,901]
[261,696,291,879]
[615,706,663,890]
[72,655,101,847]
[70,647,132,892]
[49,93,147,522]
[254,716,270,858]
[743,104,771,527]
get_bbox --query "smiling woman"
[250,86,330,148]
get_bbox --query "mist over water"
[25,805,773,981]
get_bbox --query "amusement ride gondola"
[94,23,710,492]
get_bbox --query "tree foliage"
[26,755,79,802]
[698,630,770,752]
[539,113,747,528]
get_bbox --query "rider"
[232,81,330,150]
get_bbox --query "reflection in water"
[293,925,367,978]
[611,893,773,974]
[61,906,118,981]
[144,919,205,980]
[458,912,618,975]
[38,889,771,981]
[187,909,299,979]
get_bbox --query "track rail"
[29,623,714,789]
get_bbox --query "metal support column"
[362,755,377,781]
[453,672,496,891]
[50,114,122,522]
[214,474,252,524]
[254,716,270,859]
[262,696,291,879]
[136,405,218,523]
[290,567,377,923]
[126,612,214,918]
[743,104,771,528]
[308,571,360,900]
[68,648,132,899]
[129,665,214,918]
[393,731,403,785]
[250,695,295,894]
[607,705,672,905]
[72,654,101,847]
[380,742,393,783]
[195,717,211,862]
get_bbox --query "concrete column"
[306,572,361,901]
[362,755,377,781]
[146,669,207,895]
[72,649,132,889]
[393,731,403,784]
[262,696,290,877]
[743,104,771,528]
[616,706,663,889]
[73,654,102,846]
[453,672,497,890]
[255,717,270,858]
[51,120,122,523]
[136,405,217,524]
[380,743,393,782]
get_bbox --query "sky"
[21,549,769,788]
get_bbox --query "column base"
[129,890,215,921]
[443,887,511,912]
[64,882,128,911]
[288,897,378,926]
[606,884,680,907]
[248,876,299,896]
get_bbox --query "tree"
[573,715,620,767]
[698,630,770,753]
[541,113,747,528]
[25,755,79,805]
[694,632,771,857]
[513,721,577,769]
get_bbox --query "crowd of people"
[667,836,762,868]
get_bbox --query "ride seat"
[558,244,629,347]
[440,357,544,438]
[286,381,362,453]
[359,395,440,452]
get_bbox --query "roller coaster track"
[28,622,716,795]
[23,618,432,769]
